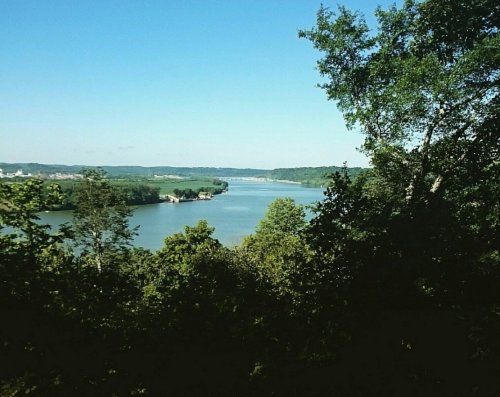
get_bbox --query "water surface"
[38,181,325,249]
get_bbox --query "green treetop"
[256,197,307,236]
[72,168,138,272]
[299,0,500,203]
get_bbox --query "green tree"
[295,4,500,391]
[72,168,138,272]
[256,197,307,236]
[299,0,500,204]
[243,197,310,293]
[0,179,66,306]
[241,197,309,295]
[299,0,500,307]
[0,179,63,256]
[241,198,348,372]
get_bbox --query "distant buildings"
[48,173,83,180]
[0,168,82,180]
[221,177,271,182]
[154,174,185,179]
[0,169,32,178]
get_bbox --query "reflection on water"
[37,181,325,250]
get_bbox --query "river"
[38,180,326,249]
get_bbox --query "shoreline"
[220,177,302,184]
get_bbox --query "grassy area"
[141,178,224,196]
[46,178,222,194]
[2,178,226,210]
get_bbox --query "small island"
[163,181,228,203]
[0,169,230,211]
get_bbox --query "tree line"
[43,180,162,210]
[172,180,228,199]
[266,166,366,186]
[0,163,366,184]
[0,163,268,178]
[1,0,499,395]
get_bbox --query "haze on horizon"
[1,0,401,169]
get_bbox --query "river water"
[38,180,326,249]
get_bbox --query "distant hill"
[267,166,366,186]
[0,163,269,178]
[0,163,368,185]
[106,166,270,178]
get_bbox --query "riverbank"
[164,190,227,203]
[221,177,301,184]
[37,180,325,249]
[42,177,228,211]
[274,179,301,184]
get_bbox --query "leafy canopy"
[72,168,138,271]
[299,0,500,201]
[256,197,307,236]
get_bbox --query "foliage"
[299,0,500,203]
[242,198,347,369]
[0,179,63,253]
[44,178,227,209]
[299,0,500,309]
[44,180,161,210]
[256,197,307,236]
[0,178,67,308]
[0,162,268,178]
[172,187,197,199]
[267,166,366,186]
[72,168,138,272]
[1,162,365,185]
[1,1,500,395]
[171,182,228,198]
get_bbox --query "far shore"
[220,177,301,184]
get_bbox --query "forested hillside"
[42,178,228,210]
[0,163,367,185]
[0,163,269,178]
[267,166,366,185]
[1,0,499,396]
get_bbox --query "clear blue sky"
[1,0,401,169]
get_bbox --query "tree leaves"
[72,168,138,272]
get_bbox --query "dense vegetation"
[47,180,162,210]
[1,0,499,395]
[1,163,367,186]
[171,179,228,198]
[35,178,228,210]
[267,166,366,186]
[0,163,269,179]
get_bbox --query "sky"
[0,0,402,169]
